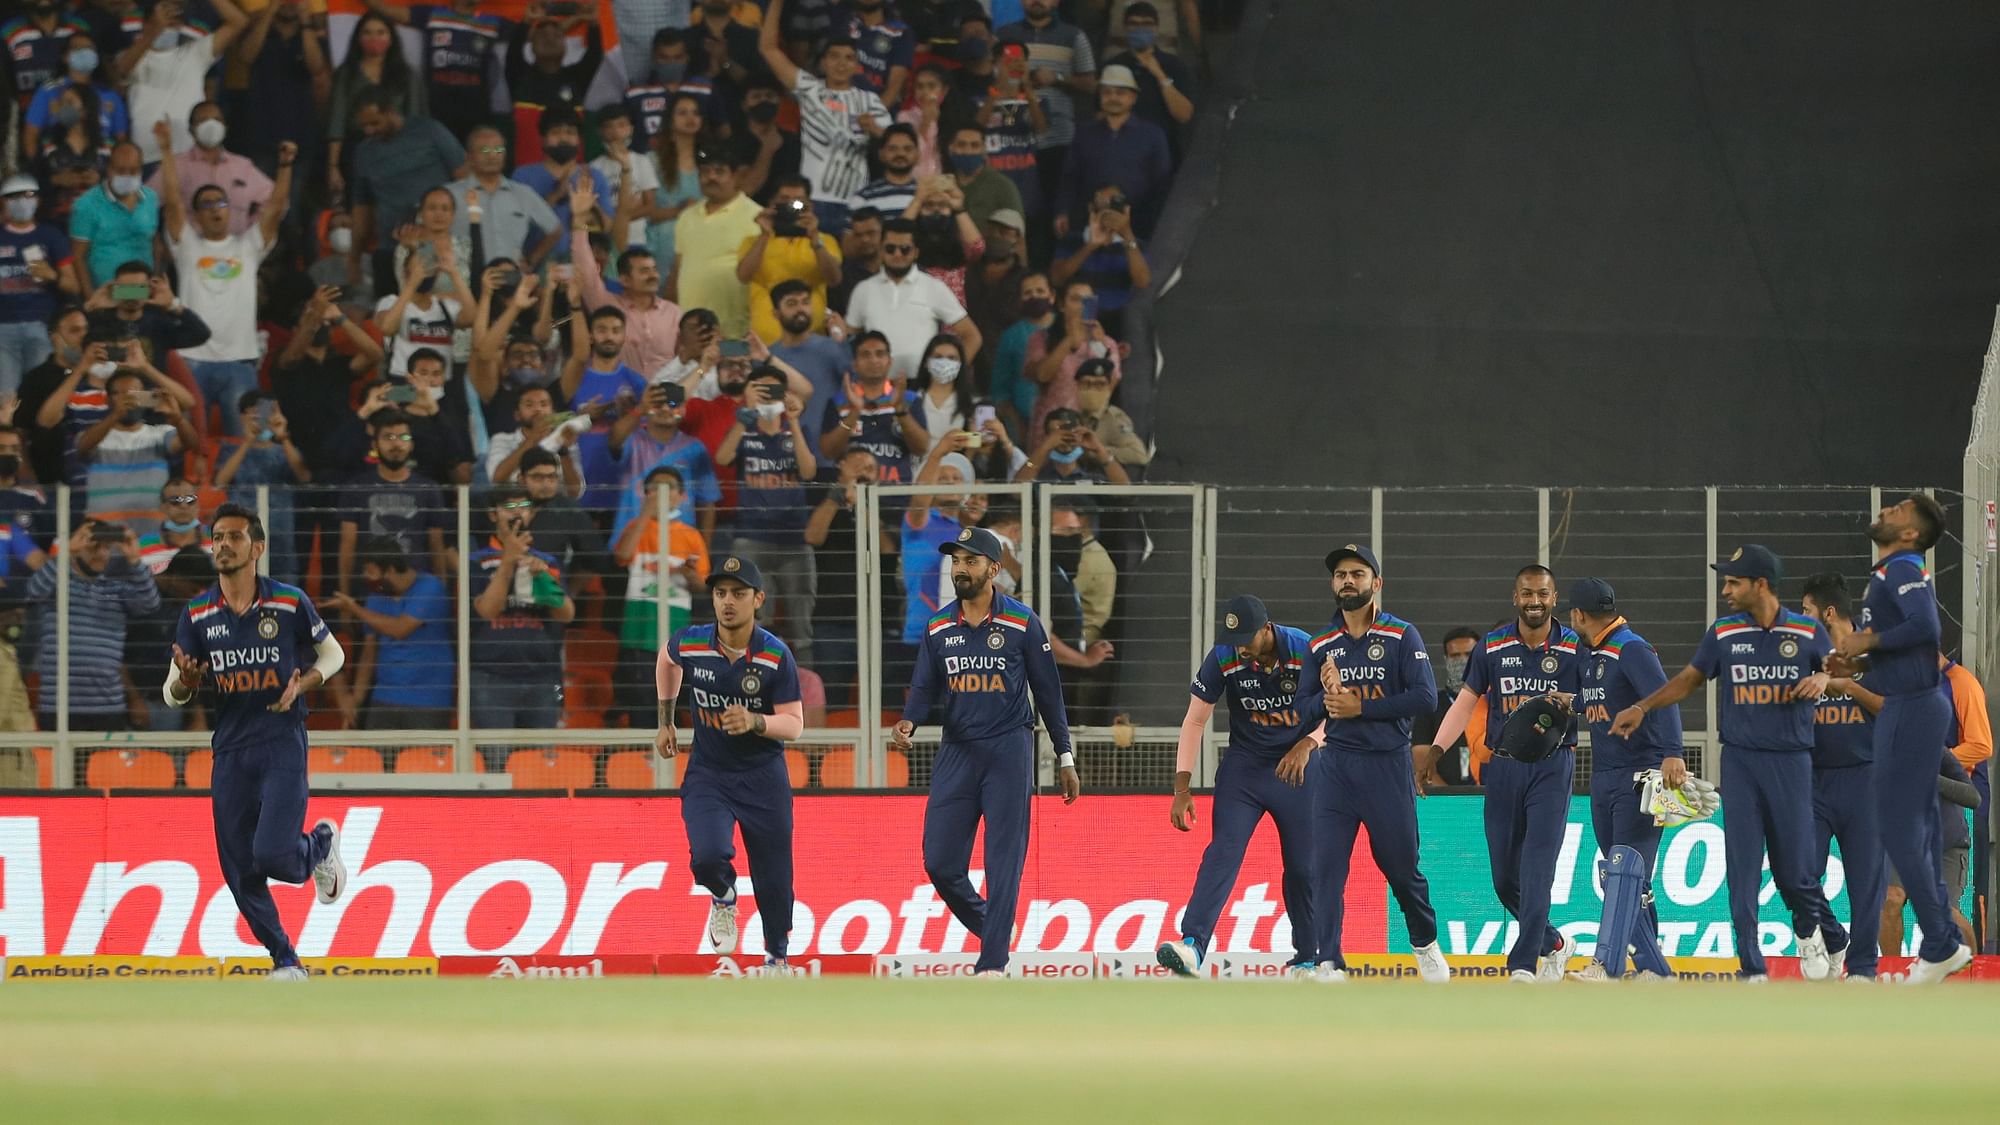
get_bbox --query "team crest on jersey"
[1366,642,1385,661]
[431,30,452,45]
[987,632,1006,650]
[1279,675,1298,695]
[1540,654,1558,674]
[257,615,279,639]
[1778,638,1799,659]
[740,671,763,695]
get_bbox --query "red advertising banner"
[0,796,1367,960]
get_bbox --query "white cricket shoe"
[1568,962,1611,983]
[975,969,1006,978]
[1795,931,1831,981]
[1740,973,1769,984]
[1905,943,1973,985]
[1509,969,1536,982]
[706,896,739,954]
[268,965,309,982]
[1413,941,1451,983]
[1536,934,1572,982]
[1314,963,1348,983]
[311,819,346,904]
[1155,940,1201,979]
[1286,963,1317,980]
[1843,974,1877,985]
[761,957,790,976]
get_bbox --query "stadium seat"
[817,748,910,788]
[309,746,384,774]
[825,709,860,729]
[564,627,620,679]
[86,749,177,789]
[34,746,52,788]
[562,668,612,729]
[396,746,455,773]
[785,748,809,788]
[507,748,595,790]
[604,750,655,789]
[184,750,213,788]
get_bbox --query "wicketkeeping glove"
[1635,769,1721,827]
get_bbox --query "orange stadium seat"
[507,748,594,790]
[34,746,53,788]
[309,746,384,774]
[564,627,620,678]
[818,748,910,789]
[86,749,177,790]
[784,748,810,788]
[825,709,860,729]
[184,750,213,788]
[396,746,456,773]
[604,750,655,789]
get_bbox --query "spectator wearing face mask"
[501,12,603,167]
[358,0,514,144]
[214,391,310,584]
[610,380,721,545]
[133,475,213,574]
[514,106,616,264]
[145,102,275,239]
[988,271,1054,439]
[945,124,1027,234]
[309,211,373,308]
[67,143,160,293]
[1028,279,1117,433]
[908,333,974,450]
[1071,358,1148,470]
[1102,2,1197,161]
[118,0,252,167]
[734,75,801,205]
[376,246,473,379]
[32,83,110,230]
[20,29,128,159]
[1413,626,1481,786]
[34,326,195,494]
[907,177,985,306]
[1016,407,1129,486]
[3,1,93,114]
[1050,186,1150,339]
[0,174,79,399]
[964,208,1027,379]
[78,365,197,535]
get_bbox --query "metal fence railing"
[1960,306,2000,951]
[0,479,1972,807]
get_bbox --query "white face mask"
[192,119,226,149]
[4,197,35,223]
[926,356,961,384]
[424,385,446,402]
[328,228,353,254]
[754,400,785,420]
[1085,340,1110,360]
[89,360,117,378]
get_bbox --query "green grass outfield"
[1,978,1992,1123]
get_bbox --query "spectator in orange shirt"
[613,464,711,727]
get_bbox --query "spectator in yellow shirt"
[736,176,842,343]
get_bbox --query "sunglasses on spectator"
[476,145,506,155]
[381,434,414,444]
[195,200,230,212]
[499,499,534,511]
[161,494,197,505]
[882,243,916,255]
[522,470,561,483]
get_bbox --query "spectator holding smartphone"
[215,391,312,584]
[1072,357,1149,471]
[610,379,722,544]
[335,407,451,598]
[27,517,159,732]
[1054,65,1171,238]
[758,0,890,237]
[470,484,575,747]
[738,177,844,345]
[715,365,818,664]
[78,366,195,535]
[561,306,652,513]
[0,172,79,399]
[1049,186,1150,339]
[1016,406,1130,486]
[1029,279,1120,433]
[322,536,456,731]
[34,326,194,494]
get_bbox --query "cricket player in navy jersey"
[165,504,349,982]
[1612,545,1840,980]
[1422,565,1586,982]
[655,555,805,967]
[1285,545,1449,983]
[1799,572,1886,980]
[1833,494,1970,981]
[1564,578,1686,979]
[1156,595,1317,979]
[891,526,1078,975]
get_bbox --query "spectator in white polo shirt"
[841,217,980,381]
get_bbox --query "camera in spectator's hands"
[1103,193,1129,214]
[384,385,419,405]
[773,197,809,236]
[88,521,128,543]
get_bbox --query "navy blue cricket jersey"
[1464,621,1586,750]
[1812,689,1874,770]
[1691,608,1831,752]
[174,578,331,756]
[1190,624,1313,758]
[1861,550,1941,697]
[668,624,802,771]
[1579,618,1683,773]
[1296,612,1436,754]
[902,593,1073,752]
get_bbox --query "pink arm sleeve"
[1175,696,1215,774]
[655,646,682,700]
[762,701,806,741]
[1427,687,1480,750]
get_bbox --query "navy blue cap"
[939,525,1005,563]
[1217,595,1270,647]
[1712,544,1782,584]
[1325,543,1382,576]
[1498,695,1570,763]
[710,554,764,592]
[1569,577,1617,614]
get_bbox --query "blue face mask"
[162,517,201,534]
[1126,27,1157,52]
[947,151,985,175]
[68,48,99,75]
[1048,445,1085,464]
[654,59,687,84]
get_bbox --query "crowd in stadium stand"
[0,0,1189,739]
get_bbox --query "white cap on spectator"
[1099,64,1141,90]
[1,173,37,197]
[987,208,1027,233]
